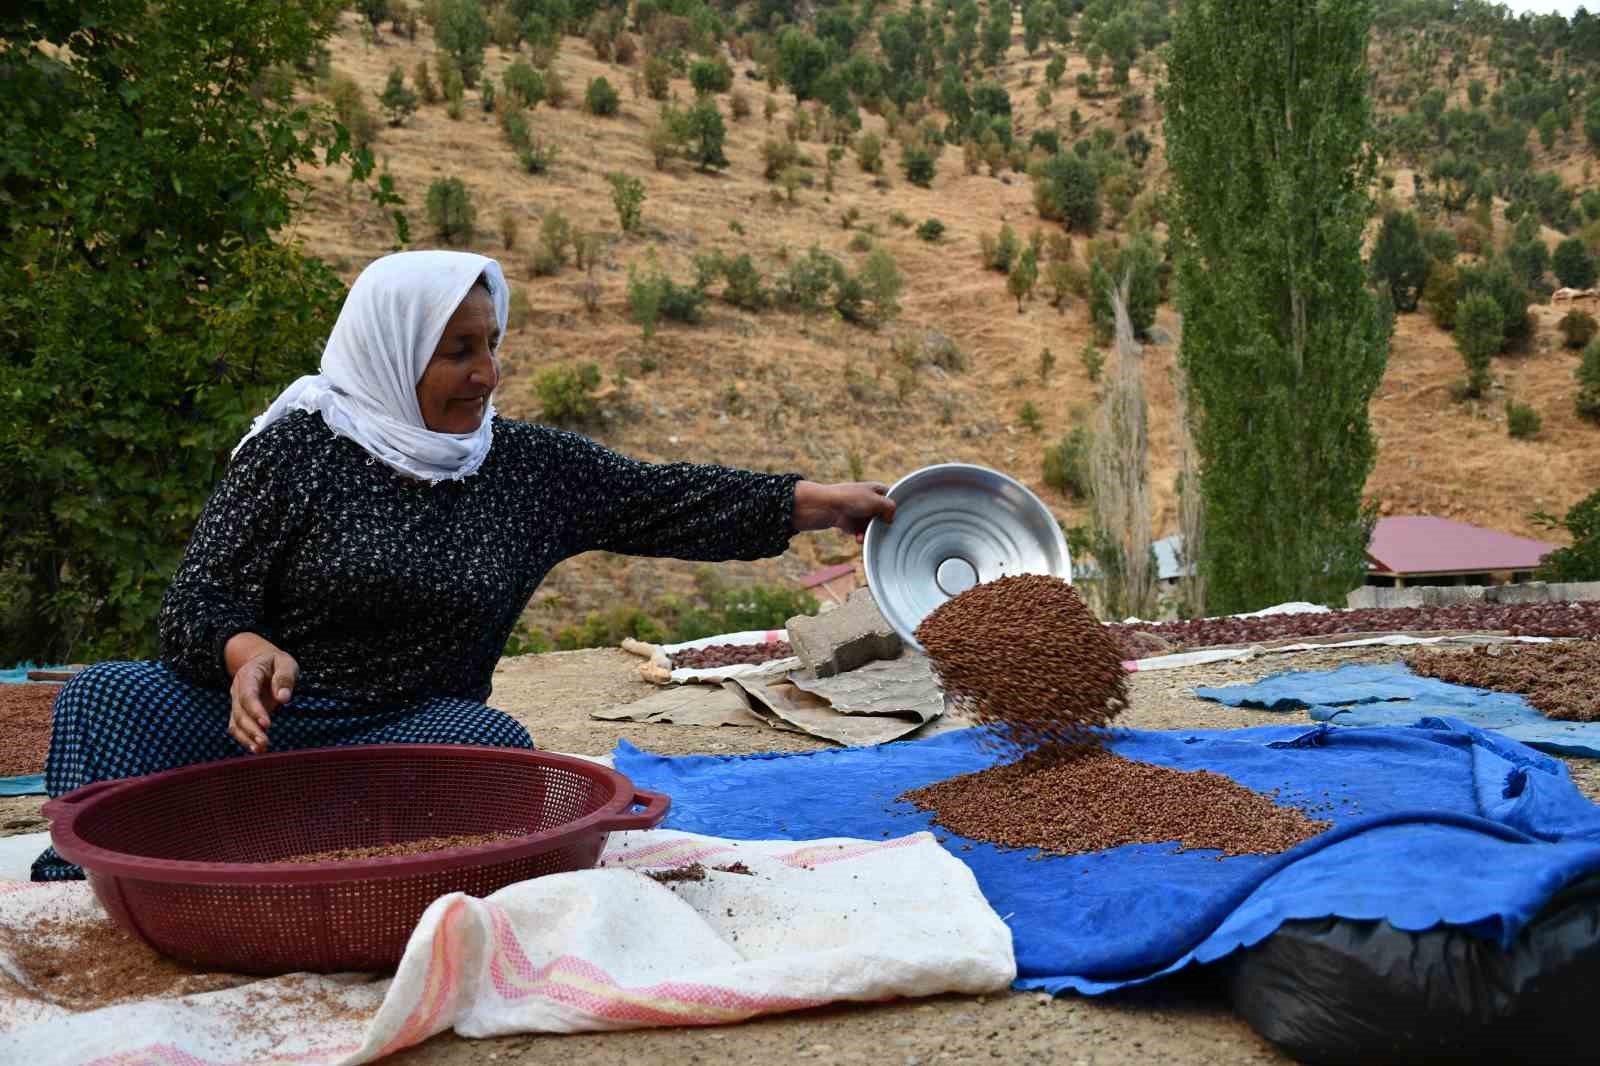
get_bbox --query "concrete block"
[1549,581,1600,604]
[786,586,902,678]
[1486,582,1552,605]
[1346,586,1379,609]
[1419,585,1487,607]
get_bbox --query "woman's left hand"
[793,480,896,541]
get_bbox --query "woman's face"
[416,285,500,434]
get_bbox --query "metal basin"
[864,464,1072,653]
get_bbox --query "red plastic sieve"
[43,744,669,975]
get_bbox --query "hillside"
[287,5,1600,636]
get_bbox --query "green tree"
[674,98,730,171]
[426,177,478,243]
[1088,234,1160,341]
[379,65,419,126]
[1369,210,1428,312]
[1585,95,1600,150]
[902,143,937,187]
[1455,291,1503,398]
[0,0,389,661]
[776,29,830,101]
[858,248,904,325]
[584,75,620,115]
[1031,152,1100,233]
[1009,246,1039,311]
[689,58,733,96]
[357,0,390,34]
[502,61,546,108]
[1553,237,1598,289]
[1165,0,1391,612]
[434,0,490,86]
[607,172,646,233]
[1533,489,1600,581]
[1578,338,1600,422]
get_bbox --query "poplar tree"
[1164,0,1391,612]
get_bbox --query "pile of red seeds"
[273,830,520,863]
[902,748,1332,857]
[0,683,59,776]
[670,641,794,670]
[0,916,244,1009]
[915,574,1128,750]
[1408,642,1600,722]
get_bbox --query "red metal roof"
[799,562,857,588]
[1367,516,1557,576]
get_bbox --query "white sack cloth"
[0,830,1015,1064]
[233,250,509,482]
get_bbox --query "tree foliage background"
[0,0,386,662]
[1164,0,1392,613]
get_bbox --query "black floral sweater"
[157,410,802,705]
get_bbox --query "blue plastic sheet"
[0,775,44,797]
[0,663,67,685]
[615,719,1600,995]
[1197,661,1600,760]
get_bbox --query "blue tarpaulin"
[615,719,1600,994]
[1196,661,1600,760]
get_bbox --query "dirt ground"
[5,644,1597,1065]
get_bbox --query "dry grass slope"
[288,13,1600,632]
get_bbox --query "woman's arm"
[157,423,315,690]
[548,432,893,559]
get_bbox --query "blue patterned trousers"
[32,660,534,881]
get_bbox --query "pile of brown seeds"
[901,748,1332,858]
[0,683,60,776]
[916,574,1128,750]
[273,830,521,863]
[1408,642,1600,722]
[646,863,708,883]
[0,916,245,1009]
[670,641,794,670]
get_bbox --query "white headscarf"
[233,250,510,482]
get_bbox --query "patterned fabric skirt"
[32,660,535,882]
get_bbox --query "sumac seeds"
[916,574,1128,750]
[902,748,1331,858]
[670,641,794,670]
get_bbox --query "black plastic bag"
[1221,874,1600,1065]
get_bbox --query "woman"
[33,250,894,881]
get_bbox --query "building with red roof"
[1364,516,1558,588]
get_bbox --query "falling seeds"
[916,575,1128,751]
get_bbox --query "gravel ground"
[6,643,1598,1066]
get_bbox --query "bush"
[425,177,476,244]
[584,76,620,116]
[518,134,560,174]
[730,89,750,119]
[414,58,438,104]
[674,98,730,171]
[1554,237,1598,289]
[627,256,706,339]
[498,207,521,250]
[901,144,937,187]
[1078,341,1104,383]
[1457,263,1531,352]
[916,218,945,242]
[502,61,545,108]
[379,66,419,126]
[1455,290,1504,397]
[689,58,733,96]
[855,131,883,174]
[433,0,489,86]
[760,137,801,180]
[1560,310,1598,349]
[1422,261,1458,330]
[775,245,845,314]
[1506,400,1542,439]
[328,75,378,150]
[644,56,672,100]
[1423,226,1459,264]
[1031,152,1099,233]
[720,254,769,310]
[615,32,638,65]
[543,68,569,108]
[536,363,602,426]
[1370,210,1428,312]
[983,224,1020,273]
[607,172,645,233]
[1019,400,1042,432]
[1042,427,1092,499]
[856,247,903,326]
[1578,338,1600,422]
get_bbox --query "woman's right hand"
[224,633,298,754]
